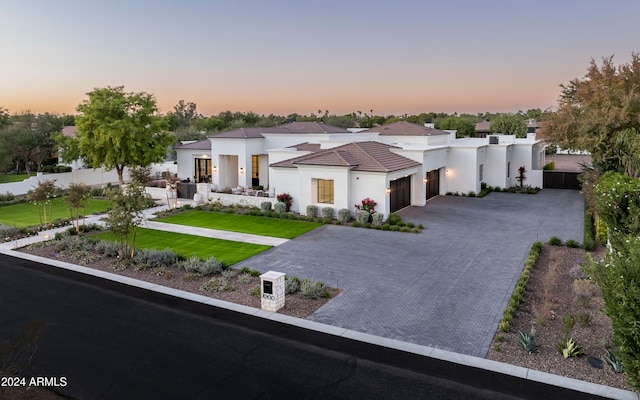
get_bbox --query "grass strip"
[156,210,321,239]
[92,227,271,266]
[0,197,110,227]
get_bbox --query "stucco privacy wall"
[484,145,512,189]
[0,162,176,197]
[0,168,128,196]
[350,171,388,217]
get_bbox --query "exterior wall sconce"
[239,167,245,174]
[423,177,428,184]
[446,170,450,175]
[212,166,217,172]
[385,187,391,195]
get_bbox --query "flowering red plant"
[355,197,377,213]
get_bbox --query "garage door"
[390,176,411,212]
[426,169,440,201]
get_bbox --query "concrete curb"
[2,248,638,400]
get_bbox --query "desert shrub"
[573,279,597,307]
[468,191,476,197]
[300,278,326,299]
[356,210,370,225]
[274,202,287,214]
[371,212,384,226]
[0,191,15,202]
[183,272,202,281]
[565,239,580,248]
[238,272,253,284]
[199,257,223,276]
[200,276,232,292]
[576,311,591,326]
[146,248,179,268]
[548,236,562,246]
[250,286,261,297]
[260,202,272,212]
[557,338,583,358]
[337,208,350,223]
[568,261,586,279]
[285,275,300,294]
[94,240,121,258]
[55,235,93,252]
[89,188,103,197]
[321,207,334,220]
[0,224,21,239]
[351,221,361,228]
[387,213,402,226]
[222,269,236,279]
[179,255,203,273]
[517,328,539,353]
[306,205,318,218]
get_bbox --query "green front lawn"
[92,228,271,266]
[0,173,31,183]
[0,197,110,227]
[156,210,322,239]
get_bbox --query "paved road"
[0,255,519,400]
[239,190,584,357]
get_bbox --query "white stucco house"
[174,121,545,217]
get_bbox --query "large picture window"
[317,179,334,204]
[479,164,484,181]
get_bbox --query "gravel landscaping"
[486,243,633,391]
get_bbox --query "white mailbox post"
[260,271,285,312]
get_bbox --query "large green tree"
[489,114,527,137]
[0,112,61,175]
[59,86,171,185]
[540,54,640,175]
[439,116,476,137]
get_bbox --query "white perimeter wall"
[350,171,388,217]
[512,144,543,188]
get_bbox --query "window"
[507,162,511,178]
[317,179,334,203]
[194,158,212,183]
[479,164,484,181]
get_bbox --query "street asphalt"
[0,255,521,400]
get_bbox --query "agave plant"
[603,349,624,373]
[517,328,539,354]
[557,338,583,358]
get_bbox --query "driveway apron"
[238,189,584,357]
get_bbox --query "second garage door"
[390,176,411,212]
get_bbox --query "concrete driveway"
[239,189,584,357]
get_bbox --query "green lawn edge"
[0,197,110,227]
[92,227,271,266]
[156,210,322,239]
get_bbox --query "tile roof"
[475,121,491,132]
[174,139,211,150]
[365,121,450,136]
[62,126,77,138]
[271,141,420,173]
[210,121,349,139]
[286,142,322,152]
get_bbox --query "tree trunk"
[117,165,125,186]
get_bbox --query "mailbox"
[260,271,285,312]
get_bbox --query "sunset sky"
[1,0,639,117]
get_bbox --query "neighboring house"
[475,121,491,138]
[174,121,545,217]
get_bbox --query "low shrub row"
[498,241,542,332]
